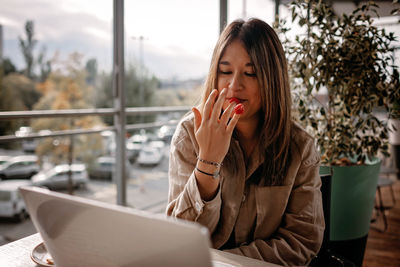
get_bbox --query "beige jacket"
[166,113,324,266]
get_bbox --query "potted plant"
[278,0,400,266]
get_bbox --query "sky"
[0,0,278,80]
[1,0,398,80]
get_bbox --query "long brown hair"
[202,18,292,185]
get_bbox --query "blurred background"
[0,0,286,245]
[0,2,399,266]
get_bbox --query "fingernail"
[234,104,244,115]
[229,97,240,104]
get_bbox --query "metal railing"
[0,105,190,205]
[0,0,210,206]
[0,106,190,143]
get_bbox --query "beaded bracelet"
[197,157,223,168]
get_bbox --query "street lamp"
[131,36,148,122]
[131,35,147,71]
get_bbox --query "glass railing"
[0,106,190,209]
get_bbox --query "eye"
[219,70,232,75]
[245,72,257,77]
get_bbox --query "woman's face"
[218,40,262,122]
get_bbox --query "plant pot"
[320,158,381,267]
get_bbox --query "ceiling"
[279,0,400,18]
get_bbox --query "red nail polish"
[234,104,244,114]
[229,97,240,104]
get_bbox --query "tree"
[281,0,400,165]
[37,46,52,82]
[85,58,98,85]
[2,58,17,75]
[153,87,201,107]
[95,62,159,125]
[0,73,40,111]
[18,20,37,79]
[0,73,40,135]
[95,71,113,125]
[124,63,159,124]
[32,52,104,165]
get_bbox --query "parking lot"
[0,145,171,246]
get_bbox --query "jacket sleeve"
[166,121,222,234]
[223,138,325,266]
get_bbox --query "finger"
[226,112,241,133]
[220,102,236,126]
[203,89,218,120]
[192,107,202,133]
[211,87,227,121]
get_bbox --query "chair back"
[320,173,332,253]
[310,171,355,267]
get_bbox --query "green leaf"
[285,0,397,163]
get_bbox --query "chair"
[372,176,396,232]
[310,173,355,267]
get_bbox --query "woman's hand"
[192,88,242,164]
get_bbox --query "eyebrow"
[219,61,254,67]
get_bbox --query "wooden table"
[0,234,280,267]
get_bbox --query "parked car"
[88,156,131,181]
[126,134,148,161]
[15,126,38,153]
[137,147,163,166]
[101,130,116,155]
[0,155,40,180]
[0,155,11,166]
[157,125,175,143]
[148,140,165,152]
[31,164,88,190]
[0,179,32,221]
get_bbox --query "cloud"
[0,0,278,80]
[142,44,211,79]
[0,0,215,79]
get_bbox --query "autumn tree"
[32,52,104,165]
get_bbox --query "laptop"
[20,186,216,267]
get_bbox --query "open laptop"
[20,186,216,267]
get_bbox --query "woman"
[166,18,324,266]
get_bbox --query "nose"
[227,73,243,91]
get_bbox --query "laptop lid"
[20,186,213,267]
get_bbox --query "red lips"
[229,97,241,104]
[228,98,244,114]
[234,104,244,115]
